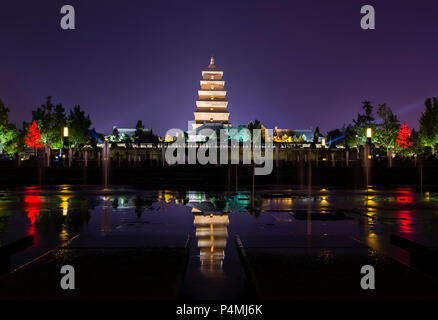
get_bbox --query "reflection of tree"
[246,196,261,217]
[132,196,155,218]
[210,197,227,212]
[111,197,119,209]
[36,198,90,233]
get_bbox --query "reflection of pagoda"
[186,192,229,276]
[192,57,230,130]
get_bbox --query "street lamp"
[63,127,69,166]
[366,128,372,139]
[366,127,372,161]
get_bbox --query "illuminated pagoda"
[192,57,230,131]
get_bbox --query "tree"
[32,96,66,149]
[406,129,423,157]
[247,119,266,142]
[313,127,320,143]
[0,99,9,129]
[396,124,412,157]
[419,97,438,154]
[350,100,376,147]
[121,133,132,148]
[110,127,120,142]
[67,105,91,148]
[326,128,343,147]
[25,120,44,154]
[134,120,145,143]
[0,99,23,155]
[343,124,358,148]
[375,104,400,152]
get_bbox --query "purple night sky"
[1,0,438,136]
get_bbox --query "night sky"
[1,0,438,136]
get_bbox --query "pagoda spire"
[208,56,216,70]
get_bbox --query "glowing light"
[63,127,69,137]
[321,138,326,146]
[368,155,372,159]
[366,128,372,138]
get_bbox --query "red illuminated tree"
[396,123,412,157]
[25,120,44,154]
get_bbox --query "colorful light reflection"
[397,188,413,204]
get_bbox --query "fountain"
[45,146,51,167]
[388,148,393,167]
[102,139,110,189]
[363,144,371,188]
[68,149,72,167]
[307,149,312,235]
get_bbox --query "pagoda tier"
[193,57,230,129]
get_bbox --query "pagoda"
[192,57,230,130]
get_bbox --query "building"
[273,126,314,143]
[112,126,152,138]
[192,57,231,131]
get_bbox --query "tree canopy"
[419,97,438,153]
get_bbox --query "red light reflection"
[397,210,414,234]
[23,188,41,239]
[397,188,413,204]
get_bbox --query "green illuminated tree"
[110,127,120,142]
[0,99,23,155]
[67,105,91,148]
[345,101,377,148]
[374,104,400,151]
[32,96,66,149]
[419,97,438,154]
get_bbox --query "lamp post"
[366,127,372,158]
[63,127,69,147]
[63,127,69,167]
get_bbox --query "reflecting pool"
[0,185,437,299]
